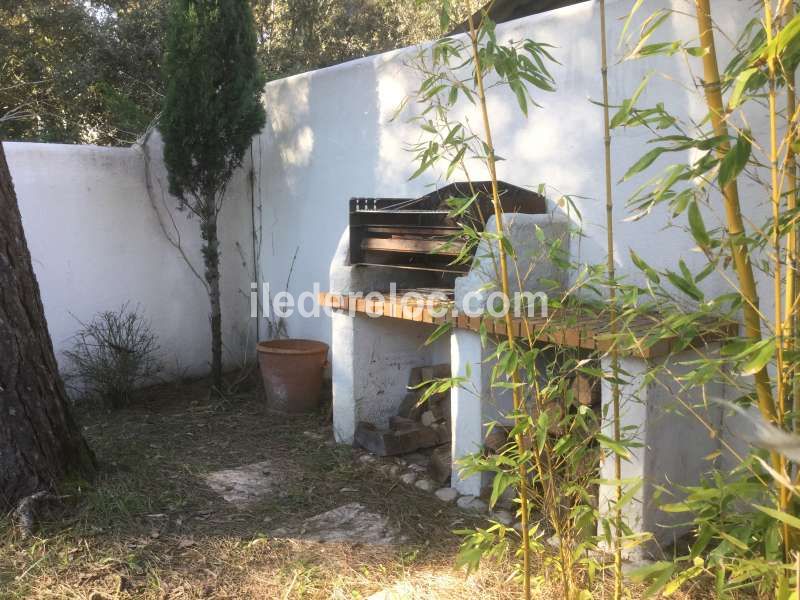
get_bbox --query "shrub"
[65,304,161,408]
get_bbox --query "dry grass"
[0,376,712,599]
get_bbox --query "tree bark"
[0,142,94,508]
[201,206,223,388]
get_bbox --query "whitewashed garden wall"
[7,137,257,377]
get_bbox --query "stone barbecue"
[321,182,737,556]
[324,181,570,494]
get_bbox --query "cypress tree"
[161,0,265,388]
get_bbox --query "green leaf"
[627,10,670,59]
[627,560,673,582]
[610,71,652,129]
[659,501,693,513]
[740,340,775,375]
[536,411,549,454]
[687,201,710,247]
[665,270,704,302]
[765,12,800,60]
[597,434,631,459]
[630,249,661,283]
[729,67,758,109]
[425,321,452,346]
[718,134,751,188]
[684,46,707,57]
[619,0,645,48]
[753,504,800,530]
[623,147,666,180]
[637,41,681,57]
[617,479,644,509]
[439,1,451,31]
[627,560,676,597]
[510,80,528,116]
[490,471,513,508]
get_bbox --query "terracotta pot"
[256,339,329,413]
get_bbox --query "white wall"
[6,137,257,379]
[255,0,769,347]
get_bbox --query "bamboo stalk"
[782,4,800,435]
[465,12,533,600]
[598,0,623,596]
[764,0,785,416]
[763,0,793,562]
[693,0,778,426]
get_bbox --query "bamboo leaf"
[490,471,513,508]
[626,560,673,581]
[740,340,774,375]
[623,147,666,180]
[728,67,758,109]
[597,434,631,459]
[627,10,670,59]
[510,80,528,116]
[665,270,704,301]
[425,321,452,346]
[764,12,800,60]
[687,201,710,247]
[637,41,681,57]
[718,134,751,188]
[610,71,652,129]
[439,1,451,31]
[616,479,644,509]
[619,0,646,48]
[753,504,800,529]
[630,249,661,283]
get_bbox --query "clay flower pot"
[256,339,328,413]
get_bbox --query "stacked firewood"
[354,364,451,460]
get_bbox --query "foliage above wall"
[0,0,166,146]
[0,0,471,146]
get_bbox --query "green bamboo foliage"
[462,10,535,598]
[610,0,800,595]
[597,0,624,597]
[406,4,643,597]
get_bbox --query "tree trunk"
[0,142,95,508]
[201,207,223,388]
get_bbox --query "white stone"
[272,502,401,545]
[358,453,377,465]
[414,479,435,492]
[381,464,402,478]
[367,582,415,600]
[399,472,417,485]
[434,487,459,503]
[204,461,281,508]
[456,495,488,513]
[420,410,436,427]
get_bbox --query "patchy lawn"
[0,377,521,599]
[0,376,718,599]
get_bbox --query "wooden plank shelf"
[318,291,737,359]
